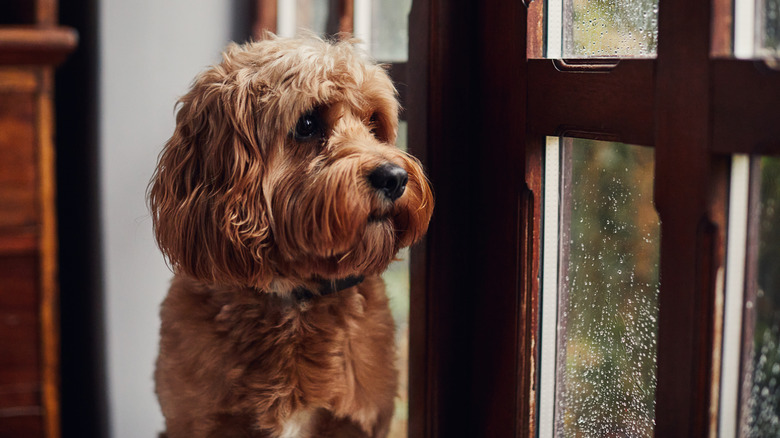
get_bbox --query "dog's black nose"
[369,163,408,202]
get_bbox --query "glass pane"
[296,0,329,36]
[740,156,780,436]
[396,120,408,152]
[383,120,409,438]
[382,246,409,438]
[555,139,660,436]
[759,0,780,56]
[370,0,411,61]
[560,0,659,57]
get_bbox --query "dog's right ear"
[148,68,274,287]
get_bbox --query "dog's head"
[149,36,433,290]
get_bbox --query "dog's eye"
[293,111,324,142]
[369,113,380,130]
[368,112,386,141]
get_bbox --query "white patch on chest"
[279,407,317,438]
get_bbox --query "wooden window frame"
[407,0,780,438]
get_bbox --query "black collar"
[291,275,364,301]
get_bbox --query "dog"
[148,34,433,438]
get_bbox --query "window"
[546,0,658,58]
[723,154,780,437]
[538,2,663,435]
[407,0,780,436]
[739,157,780,435]
[720,2,780,437]
[539,138,660,437]
[528,0,780,432]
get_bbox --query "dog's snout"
[368,164,408,202]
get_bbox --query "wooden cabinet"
[0,1,76,436]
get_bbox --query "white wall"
[99,2,236,436]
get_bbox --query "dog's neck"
[290,275,365,301]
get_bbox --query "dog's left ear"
[148,64,274,287]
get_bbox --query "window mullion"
[654,0,720,433]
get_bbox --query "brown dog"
[148,35,433,437]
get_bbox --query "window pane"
[371,0,411,61]
[558,0,659,57]
[396,120,408,152]
[555,139,660,436]
[296,0,329,36]
[277,0,330,38]
[734,0,780,58]
[382,246,409,438]
[740,156,780,436]
[382,120,409,438]
[759,0,780,56]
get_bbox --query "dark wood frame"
[408,1,527,436]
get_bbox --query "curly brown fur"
[148,35,433,438]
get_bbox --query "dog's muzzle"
[368,163,408,202]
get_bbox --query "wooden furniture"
[0,1,76,436]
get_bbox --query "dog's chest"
[160,280,396,436]
[216,290,379,408]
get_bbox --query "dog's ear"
[148,67,274,287]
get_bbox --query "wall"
[98,1,245,436]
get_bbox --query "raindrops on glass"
[555,140,660,437]
[740,156,780,436]
[564,0,659,57]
